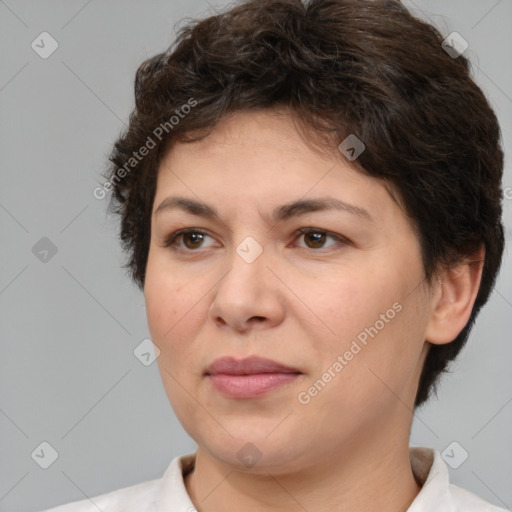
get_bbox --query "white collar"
[155,446,506,511]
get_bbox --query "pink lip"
[206,356,300,375]
[205,356,301,398]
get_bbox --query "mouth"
[205,356,302,399]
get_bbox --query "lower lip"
[208,373,300,398]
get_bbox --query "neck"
[184,432,421,512]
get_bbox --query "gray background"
[0,0,511,510]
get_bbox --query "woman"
[43,0,507,510]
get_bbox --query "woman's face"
[144,108,433,472]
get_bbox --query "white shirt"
[41,446,509,511]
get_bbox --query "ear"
[424,245,485,345]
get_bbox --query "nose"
[208,243,286,333]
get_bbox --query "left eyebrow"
[273,197,373,223]
[154,196,373,223]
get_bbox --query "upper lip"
[205,356,301,376]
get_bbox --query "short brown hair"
[103,0,505,407]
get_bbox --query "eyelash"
[162,227,349,252]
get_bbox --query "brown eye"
[304,231,326,248]
[163,228,213,250]
[294,228,348,250]
[182,232,206,249]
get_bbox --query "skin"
[144,108,484,512]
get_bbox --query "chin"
[193,424,311,474]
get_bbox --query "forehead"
[154,109,403,226]
[164,108,334,168]
[158,109,356,185]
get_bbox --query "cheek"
[144,256,190,346]
[144,261,215,382]
[296,266,396,347]
[299,260,424,384]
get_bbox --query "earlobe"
[424,245,485,345]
